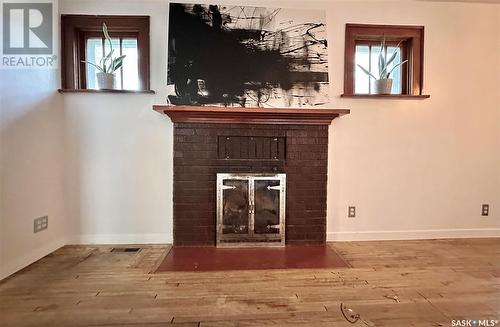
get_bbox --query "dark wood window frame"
[343,24,429,99]
[61,15,151,92]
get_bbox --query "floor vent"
[111,247,141,253]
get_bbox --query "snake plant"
[82,23,126,74]
[357,37,407,80]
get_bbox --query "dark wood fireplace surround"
[154,106,350,246]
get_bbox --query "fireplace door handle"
[221,185,237,190]
[267,185,281,191]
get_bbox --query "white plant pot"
[96,72,116,90]
[373,79,393,95]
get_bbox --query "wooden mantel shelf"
[153,105,350,125]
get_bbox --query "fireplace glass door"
[217,174,286,247]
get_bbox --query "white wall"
[63,93,173,244]
[0,69,66,280]
[60,0,499,244]
[327,0,500,240]
[60,0,173,244]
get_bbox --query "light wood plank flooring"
[0,239,499,326]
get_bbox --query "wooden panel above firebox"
[217,136,286,160]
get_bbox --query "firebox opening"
[217,173,286,247]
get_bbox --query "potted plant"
[82,23,126,90]
[357,37,408,95]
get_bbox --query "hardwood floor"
[0,239,498,326]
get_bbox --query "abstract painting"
[167,3,328,108]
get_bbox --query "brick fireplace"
[154,106,349,246]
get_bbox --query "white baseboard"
[327,228,500,241]
[69,233,172,245]
[0,237,66,281]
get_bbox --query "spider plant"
[357,37,407,81]
[82,23,126,75]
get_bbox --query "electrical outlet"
[34,216,48,233]
[481,204,489,216]
[348,206,356,218]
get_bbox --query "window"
[61,15,150,92]
[343,24,426,97]
[355,42,404,94]
[85,34,139,90]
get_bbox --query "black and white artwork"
[167,3,328,108]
